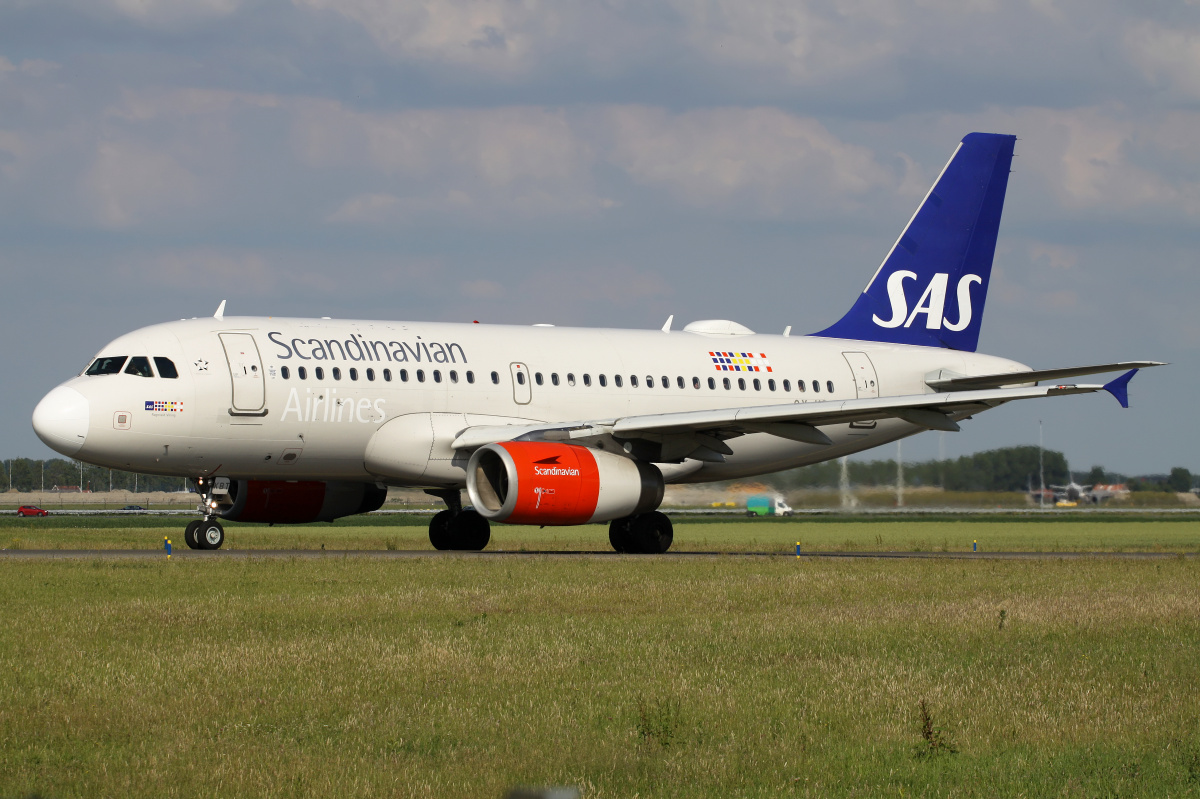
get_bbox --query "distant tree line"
[0,458,189,493]
[745,446,1196,494]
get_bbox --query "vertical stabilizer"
[812,132,1016,351]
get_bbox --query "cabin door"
[842,351,879,399]
[220,332,266,412]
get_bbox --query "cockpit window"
[124,357,154,378]
[154,357,179,379]
[85,356,128,376]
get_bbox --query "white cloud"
[600,105,892,214]
[82,141,199,228]
[1125,21,1200,100]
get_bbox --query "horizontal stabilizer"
[926,361,1165,391]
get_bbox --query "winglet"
[214,300,226,320]
[1103,369,1138,409]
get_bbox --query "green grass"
[3,514,1199,553]
[1,555,1199,797]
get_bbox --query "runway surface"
[0,549,1194,560]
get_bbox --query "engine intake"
[466,442,663,525]
[217,480,387,524]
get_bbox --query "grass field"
[2,520,1200,797]
[3,513,1199,553]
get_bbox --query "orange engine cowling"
[217,480,387,524]
[466,442,663,525]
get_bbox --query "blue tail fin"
[813,132,1016,351]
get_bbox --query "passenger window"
[298,366,307,380]
[450,370,458,383]
[416,369,425,382]
[629,375,638,388]
[490,371,499,384]
[723,377,731,390]
[125,357,153,378]
[783,379,791,391]
[737,378,746,390]
[827,380,834,393]
[583,374,591,387]
[516,371,525,385]
[614,375,623,388]
[332,367,342,380]
[466,371,475,384]
[535,372,543,386]
[691,377,699,390]
[153,357,179,379]
[85,356,128,376]
[551,373,560,386]
[400,369,409,382]
[433,370,442,383]
[768,379,776,391]
[366,368,375,381]
[281,366,290,380]
[678,376,685,389]
[708,377,716,389]
[599,375,607,387]
[383,369,392,382]
[315,367,325,380]
[648,376,656,388]
[349,368,358,381]
[753,378,761,391]
[812,380,820,393]
[662,376,669,388]
[567,373,576,386]
[796,380,805,393]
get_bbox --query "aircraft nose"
[32,386,90,456]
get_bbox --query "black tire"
[429,509,455,550]
[451,510,491,551]
[629,511,673,554]
[609,517,634,553]
[198,520,225,550]
[184,520,203,550]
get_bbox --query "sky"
[1,0,1197,476]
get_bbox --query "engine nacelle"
[216,480,387,524]
[466,442,663,525]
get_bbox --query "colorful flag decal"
[708,352,773,372]
[145,401,184,412]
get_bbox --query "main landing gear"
[609,511,674,554]
[184,478,227,550]
[426,489,491,551]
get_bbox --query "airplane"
[30,132,1163,553]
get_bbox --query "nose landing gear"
[426,489,491,551]
[184,478,227,550]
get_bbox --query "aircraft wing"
[451,371,1143,462]
[926,361,1164,391]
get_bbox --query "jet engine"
[214,479,387,524]
[466,442,663,525]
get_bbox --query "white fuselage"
[39,316,1028,486]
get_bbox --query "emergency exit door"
[510,362,531,405]
[220,332,266,412]
[842,351,879,399]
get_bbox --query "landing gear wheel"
[429,509,492,551]
[199,520,225,550]
[184,520,203,550]
[451,510,491,551]
[608,518,634,553]
[630,511,673,554]
[429,510,455,550]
